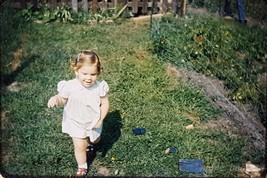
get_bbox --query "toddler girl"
[47,50,109,176]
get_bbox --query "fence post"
[161,0,168,13]
[92,0,98,13]
[152,0,158,13]
[31,0,38,10]
[82,0,88,12]
[114,0,118,8]
[49,0,57,8]
[181,0,186,16]
[21,0,27,8]
[102,0,108,9]
[63,0,69,5]
[142,0,148,14]
[72,0,78,12]
[132,0,138,14]
[172,0,181,16]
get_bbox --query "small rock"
[245,161,262,177]
[165,147,176,154]
[114,169,119,175]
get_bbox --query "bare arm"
[93,95,110,128]
[47,94,67,108]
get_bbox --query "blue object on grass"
[169,147,176,153]
[132,128,146,135]
[179,159,204,174]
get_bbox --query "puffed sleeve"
[57,80,69,98]
[99,80,109,97]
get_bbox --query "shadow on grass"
[1,55,38,86]
[96,110,123,157]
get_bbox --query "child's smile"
[75,65,98,88]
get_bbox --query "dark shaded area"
[0,56,37,177]
[0,54,35,178]
[1,55,37,86]
[94,110,123,157]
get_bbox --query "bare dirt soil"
[165,63,266,147]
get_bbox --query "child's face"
[75,65,98,88]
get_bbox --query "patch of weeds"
[18,4,74,23]
[150,14,267,124]
[15,3,118,24]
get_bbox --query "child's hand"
[47,96,59,108]
[47,95,67,108]
[93,120,103,129]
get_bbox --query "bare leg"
[72,137,89,166]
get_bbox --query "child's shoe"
[76,168,88,177]
[86,145,96,164]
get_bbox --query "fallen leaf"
[186,124,194,130]
[245,161,262,178]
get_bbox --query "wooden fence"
[10,0,186,16]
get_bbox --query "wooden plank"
[115,3,128,18]
[21,0,27,8]
[152,0,158,13]
[113,0,118,8]
[132,0,138,13]
[48,0,57,8]
[82,0,89,12]
[171,0,176,14]
[161,0,168,13]
[102,0,108,9]
[72,0,78,12]
[92,0,98,13]
[172,0,180,15]
[182,0,186,16]
[31,0,38,10]
[142,0,148,13]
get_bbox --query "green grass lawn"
[1,7,264,177]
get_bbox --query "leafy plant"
[17,3,118,24]
[53,4,74,23]
[18,3,73,23]
[20,4,35,21]
[94,8,115,20]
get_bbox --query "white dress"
[57,78,109,142]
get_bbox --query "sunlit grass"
[1,8,264,177]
